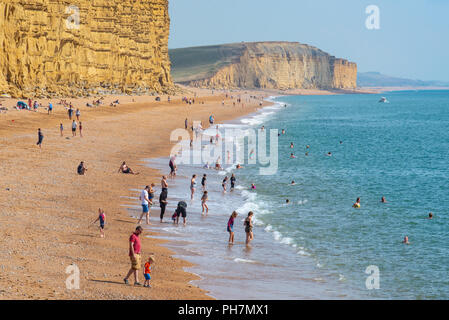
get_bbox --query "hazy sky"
[169,0,449,81]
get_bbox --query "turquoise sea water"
[140,90,449,299]
[236,90,449,299]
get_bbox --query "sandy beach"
[0,87,277,299]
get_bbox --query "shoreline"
[0,88,271,299]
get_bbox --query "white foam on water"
[233,258,257,264]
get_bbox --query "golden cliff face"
[0,0,172,98]
[174,42,357,90]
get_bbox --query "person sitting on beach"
[91,208,106,238]
[227,211,238,244]
[77,161,87,175]
[118,161,138,174]
[353,197,361,208]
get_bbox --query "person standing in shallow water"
[244,211,254,245]
[159,188,168,223]
[227,211,238,244]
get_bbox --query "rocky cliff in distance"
[0,0,173,98]
[170,42,357,90]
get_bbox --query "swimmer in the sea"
[251,183,256,190]
[327,152,332,156]
[290,181,296,185]
[290,153,296,159]
[286,199,290,204]
[282,129,285,134]
[402,236,410,244]
[290,142,294,148]
[381,196,387,203]
[353,197,361,208]
[428,212,433,219]
[305,152,309,156]
[236,164,243,169]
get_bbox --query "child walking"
[143,256,155,288]
[227,211,238,244]
[91,208,106,238]
[201,191,209,215]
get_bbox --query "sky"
[169,0,449,82]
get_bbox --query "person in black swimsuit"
[201,174,207,191]
[230,174,236,191]
[159,189,168,223]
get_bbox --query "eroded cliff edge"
[170,42,357,90]
[0,0,173,98]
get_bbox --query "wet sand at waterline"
[0,89,270,299]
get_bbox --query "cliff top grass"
[169,41,327,83]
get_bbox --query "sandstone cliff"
[0,0,172,98]
[170,42,357,90]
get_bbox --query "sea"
[126,90,449,299]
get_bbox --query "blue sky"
[169,0,449,81]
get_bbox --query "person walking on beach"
[143,256,155,288]
[48,102,53,115]
[72,120,77,137]
[36,128,43,149]
[138,185,152,225]
[201,191,209,215]
[244,211,254,245]
[68,106,73,120]
[91,208,106,238]
[79,121,83,137]
[124,226,143,286]
[60,123,64,137]
[227,211,238,244]
[169,155,177,178]
[76,108,81,121]
[159,188,168,223]
[185,118,188,130]
[190,174,197,200]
